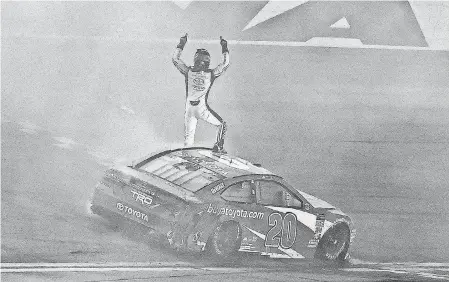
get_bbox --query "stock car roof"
[133,147,274,192]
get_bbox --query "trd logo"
[131,190,153,206]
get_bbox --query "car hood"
[297,191,336,209]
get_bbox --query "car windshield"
[137,154,223,192]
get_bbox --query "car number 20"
[265,212,297,249]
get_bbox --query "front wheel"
[315,222,350,262]
[207,221,242,259]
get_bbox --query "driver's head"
[193,49,211,70]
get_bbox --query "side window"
[257,181,302,208]
[220,181,254,204]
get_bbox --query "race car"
[91,147,355,261]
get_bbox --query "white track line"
[3,262,449,279]
[0,262,192,268]
[6,34,449,51]
[1,267,252,273]
[0,265,255,274]
[4,262,449,269]
[344,267,449,281]
[1,267,195,273]
[352,262,449,268]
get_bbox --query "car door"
[216,180,268,253]
[251,179,317,259]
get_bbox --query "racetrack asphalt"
[2,2,449,281]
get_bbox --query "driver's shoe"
[212,143,226,154]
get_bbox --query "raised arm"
[172,34,189,75]
[213,36,230,78]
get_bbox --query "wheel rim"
[324,233,344,255]
[321,225,349,259]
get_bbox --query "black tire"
[315,223,350,262]
[207,221,242,259]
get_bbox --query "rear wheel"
[315,223,350,262]
[207,221,242,259]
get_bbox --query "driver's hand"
[177,33,188,50]
[220,36,228,53]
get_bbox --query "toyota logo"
[193,78,205,85]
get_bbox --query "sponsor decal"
[350,228,356,243]
[307,238,319,248]
[192,85,206,91]
[166,230,175,246]
[265,212,297,249]
[240,236,258,251]
[116,202,149,222]
[308,213,325,248]
[193,77,205,85]
[242,236,258,243]
[244,225,305,258]
[128,178,156,197]
[131,190,153,207]
[206,204,264,220]
[210,182,225,194]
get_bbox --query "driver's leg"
[198,103,226,151]
[184,103,198,147]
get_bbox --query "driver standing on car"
[172,33,230,153]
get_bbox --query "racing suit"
[172,46,230,148]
